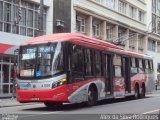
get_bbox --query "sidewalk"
[0,98,38,108]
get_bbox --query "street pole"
[39,0,44,36]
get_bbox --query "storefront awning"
[0,43,18,55]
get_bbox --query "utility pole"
[39,0,44,36]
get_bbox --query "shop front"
[0,32,30,97]
[0,55,14,97]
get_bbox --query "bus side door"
[103,53,113,95]
[122,57,131,93]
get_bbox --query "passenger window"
[131,58,136,67]
[84,49,93,76]
[94,51,102,76]
[139,59,143,68]
[130,58,138,74]
[113,54,122,77]
[71,45,84,79]
[144,60,151,74]
[138,59,145,73]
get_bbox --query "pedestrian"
[155,80,158,91]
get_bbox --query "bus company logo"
[20,83,31,88]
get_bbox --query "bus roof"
[24,33,123,49]
[23,33,152,60]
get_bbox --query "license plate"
[31,98,39,100]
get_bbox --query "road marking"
[18,111,61,118]
[142,109,160,114]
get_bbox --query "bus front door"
[123,57,131,93]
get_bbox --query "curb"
[0,103,40,108]
[0,98,40,108]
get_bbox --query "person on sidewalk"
[155,80,158,91]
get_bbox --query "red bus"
[16,33,155,107]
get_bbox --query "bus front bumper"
[16,86,70,103]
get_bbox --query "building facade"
[146,0,160,81]
[0,0,53,97]
[53,0,159,81]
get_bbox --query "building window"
[0,1,3,21]
[4,2,11,33]
[92,19,100,37]
[106,25,113,41]
[118,27,126,44]
[152,0,156,13]
[106,0,115,9]
[158,17,160,35]
[157,42,160,52]
[138,35,143,50]
[76,15,85,33]
[129,6,137,19]
[118,0,127,14]
[129,32,135,48]
[148,39,156,51]
[138,10,144,22]
[152,14,157,33]
[158,0,160,10]
[0,0,47,37]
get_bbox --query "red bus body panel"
[17,85,70,102]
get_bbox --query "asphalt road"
[1,92,160,120]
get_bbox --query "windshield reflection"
[19,42,64,79]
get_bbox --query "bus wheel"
[87,86,97,106]
[44,102,62,108]
[134,84,140,99]
[140,85,145,98]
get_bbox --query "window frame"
[0,0,47,37]
[118,0,127,14]
[76,15,85,33]
[129,5,137,19]
[148,39,156,51]
[106,0,115,9]
[92,19,101,37]
[106,25,113,41]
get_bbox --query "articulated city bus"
[15,33,155,107]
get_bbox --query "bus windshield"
[18,42,64,79]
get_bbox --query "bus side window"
[138,59,144,73]
[149,60,153,72]
[71,45,84,80]
[145,60,151,74]
[151,60,154,73]
[84,49,93,77]
[131,58,138,74]
[113,54,122,77]
[94,51,103,76]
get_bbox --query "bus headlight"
[52,78,67,88]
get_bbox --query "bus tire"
[44,102,62,108]
[87,85,98,106]
[140,84,145,98]
[134,84,140,99]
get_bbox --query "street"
[0,92,160,120]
